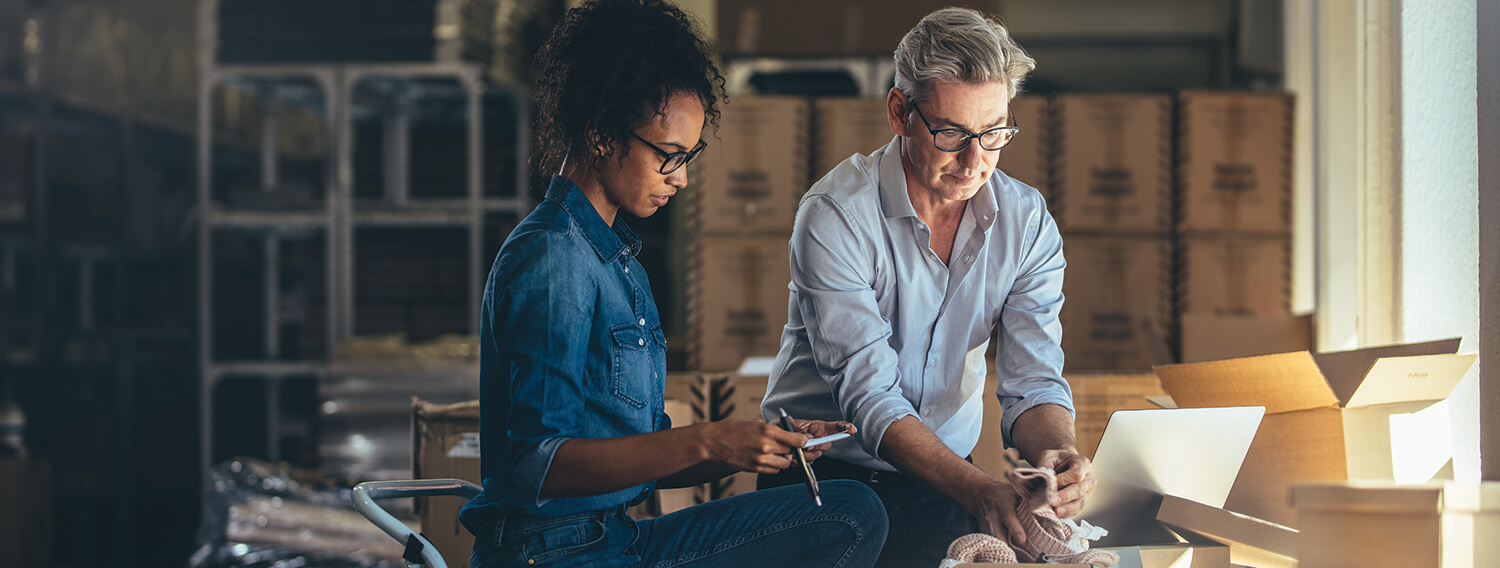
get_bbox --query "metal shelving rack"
[195,2,530,473]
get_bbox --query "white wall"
[1398,0,1481,482]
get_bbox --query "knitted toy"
[938,467,1118,567]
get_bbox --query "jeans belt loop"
[493,513,508,549]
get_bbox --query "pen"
[778,408,822,507]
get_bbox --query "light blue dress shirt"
[762,136,1073,472]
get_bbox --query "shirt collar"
[545,175,643,264]
[876,135,1001,229]
[877,136,919,220]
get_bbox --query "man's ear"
[887,87,911,138]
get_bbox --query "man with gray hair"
[759,7,1093,566]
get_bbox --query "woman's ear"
[583,128,615,170]
[585,128,608,157]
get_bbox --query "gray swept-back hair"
[893,7,1035,104]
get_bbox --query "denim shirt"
[460,176,669,531]
[762,136,1073,472]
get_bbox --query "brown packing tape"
[1059,233,1173,371]
[1175,91,1293,233]
[1053,94,1173,232]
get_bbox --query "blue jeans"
[760,459,980,568]
[469,481,888,568]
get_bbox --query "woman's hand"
[699,420,809,474]
[790,419,855,462]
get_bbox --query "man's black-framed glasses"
[630,132,708,175]
[910,102,1020,152]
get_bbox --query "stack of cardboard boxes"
[687,96,808,372]
[1051,94,1174,372]
[1174,91,1306,363]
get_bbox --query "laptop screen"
[1079,406,1265,547]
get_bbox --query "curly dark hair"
[532,0,726,175]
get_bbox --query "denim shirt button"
[638,318,645,326]
[638,338,645,346]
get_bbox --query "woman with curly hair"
[458,1,888,566]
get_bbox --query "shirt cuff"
[851,393,920,462]
[513,436,570,508]
[999,389,1075,449]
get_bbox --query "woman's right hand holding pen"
[697,420,809,475]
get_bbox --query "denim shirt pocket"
[609,323,653,408]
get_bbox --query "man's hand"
[966,477,1031,545]
[789,418,855,462]
[1035,448,1095,518]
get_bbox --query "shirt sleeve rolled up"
[789,196,918,459]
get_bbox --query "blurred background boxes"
[1175,91,1293,234]
[1176,232,1291,317]
[1060,234,1172,371]
[1052,94,1172,233]
[688,235,792,372]
[690,96,810,235]
[993,95,1051,200]
[411,399,481,566]
[811,97,892,182]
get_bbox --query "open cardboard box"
[1152,338,1477,528]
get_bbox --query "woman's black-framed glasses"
[910,102,1020,152]
[630,132,708,175]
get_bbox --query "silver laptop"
[1079,406,1265,548]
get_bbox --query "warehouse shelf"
[196,54,530,472]
[205,209,329,229]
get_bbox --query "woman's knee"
[820,479,888,537]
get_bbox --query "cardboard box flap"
[1157,494,1298,568]
[1311,338,1462,404]
[1343,353,1477,408]
[1153,351,1337,414]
